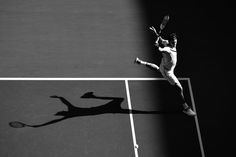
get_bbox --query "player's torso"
[161,48,177,70]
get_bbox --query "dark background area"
[138,1,233,156]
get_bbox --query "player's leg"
[173,82,196,116]
[162,71,196,116]
[135,57,159,70]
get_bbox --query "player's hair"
[168,33,177,47]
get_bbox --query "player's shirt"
[160,47,177,71]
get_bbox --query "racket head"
[9,121,27,128]
[160,15,170,30]
[163,15,170,21]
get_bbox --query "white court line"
[0,77,189,81]
[187,78,205,157]
[125,80,139,157]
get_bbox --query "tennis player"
[135,27,196,116]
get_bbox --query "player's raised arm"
[149,26,168,47]
[149,26,159,37]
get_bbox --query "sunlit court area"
[1,0,233,157]
[0,0,147,77]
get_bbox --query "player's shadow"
[10,92,182,128]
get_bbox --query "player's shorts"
[159,62,181,87]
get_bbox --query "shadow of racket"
[9,121,32,128]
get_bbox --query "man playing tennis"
[135,26,196,116]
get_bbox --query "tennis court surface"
[0,78,204,157]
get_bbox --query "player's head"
[168,33,177,48]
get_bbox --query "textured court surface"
[0,80,202,157]
[0,0,148,77]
